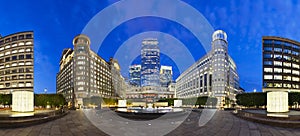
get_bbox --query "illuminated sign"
[267,91,288,113]
[12,91,34,112]
[118,100,127,107]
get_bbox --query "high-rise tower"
[140,38,160,87]
[211,30,229,106]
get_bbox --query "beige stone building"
[0,31,34,94]
[56,34,125,108]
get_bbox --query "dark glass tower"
[141,38,160,87]
[262,36,300,91]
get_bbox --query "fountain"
[115,100,186,120]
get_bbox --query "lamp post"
[44,88,47,94]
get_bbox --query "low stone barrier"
[0,109,68,128]
[233,110,300,128]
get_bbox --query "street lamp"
[44,88,47,94]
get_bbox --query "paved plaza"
[0,109,299,136]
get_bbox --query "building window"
[283,49,291,54]
[283,84,291,88]
[19,55,24,59]
[274,68,282,73]
[19,35,24,39]
[283,55,291,61]
[274,54,282,59]
[264,47,272,51]
[274,75,282,80]
[273,83,282,87]
[264,61,272,65]
[264,68,273,73]
[26,34,32,39]
[283,69,291,73]
[263,54,272,59]
[274,48,282,52]
[26,54,32,59]
[283,76,291,81]
[292,70,299,75]
[12,56,17,60]
[293,64,300,69]
[283,62,291,67]
[274,61,282,66]
[264,75,273,79]
[292,77,299,81]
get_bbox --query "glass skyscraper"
[141,38,160,87]
[129,64,141,87]
[160,65,173,87]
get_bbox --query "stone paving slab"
[0,110,300,136]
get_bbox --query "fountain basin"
[115,107,187,120]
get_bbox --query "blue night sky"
[1,0,300,94]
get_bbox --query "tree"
[34,94,66,108]
[289,92,300,106]
[157,98,177,106]
[236,92,266,108]
[0,94,12,107]
[102,98,117,105]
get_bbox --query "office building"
[129,64,141,87]
[160,65,173,87]
[0,31,34,94]
[125,39,174,103]
[262,36,300,91]
[56,34,124,107]
[141,38,160,87]
[261,36,300,112]
[175,30,240,107]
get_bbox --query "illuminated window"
[283,69,291,73]
[5,45,11,49]
[283,84,291,88]
[25,42,32,45]
[283,62,291,67]
[283,76,291,80]
[274,61,282,66]
[274,75,282,80]
[19,49,25,52]
[274,54,282,59]
[25,48,31,52]
[274,83,282,87]
[264,68,273,72]
[293,64,300,69]
[274,68,282,73]
[12,43,17,47]
[264,75,273,79]
[25,62,32,65]
[292,77,299,81]
[5,51,10,55]
[292,70,299,75]
[12,50,17,54]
